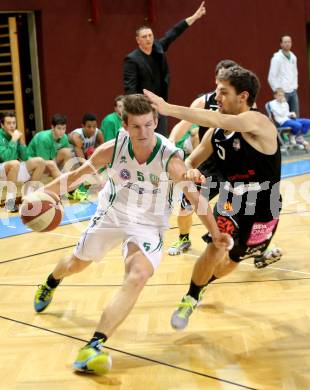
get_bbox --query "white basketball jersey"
[72,128,100,152]
[98,131,184,228]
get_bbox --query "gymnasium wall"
[1,0,310,130]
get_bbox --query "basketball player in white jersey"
[69,112,104,160]
[69,113,104,200]
[33,94,232,374]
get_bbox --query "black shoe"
[254,247,283,269]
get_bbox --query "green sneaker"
[34,283,55,312]
[73,339,112,374]
[170,295,197,330]
[68,188,89,202]
[168,236,191,256]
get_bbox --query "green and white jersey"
[98,131,184,228]
[175,124,198,157]
[72,128,100,153]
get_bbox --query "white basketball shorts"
[73,207,165,270]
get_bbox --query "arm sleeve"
[123,57,138,94]
[158,19,189,52]
[268,56,280,91]
[0,139,19,161]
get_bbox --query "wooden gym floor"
[0,174,310,390]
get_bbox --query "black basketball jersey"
[198,91,217,142]
[211,128,281,219]
[197,91,220,177]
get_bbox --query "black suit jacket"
[123,20,188,100]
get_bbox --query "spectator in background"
[269,88,310,146]
[123,1,206,136]
[69,113,104,160]
[268,35,299,116]
[0,160,20,212]
[28,114,72,178]
[69,113,104,201]
[0,112,45,211]
[100,95,124,141]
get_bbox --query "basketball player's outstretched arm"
[43,140,115,195]
[144,89,277,143]
[167,155,233,250]
[169,95,205,143]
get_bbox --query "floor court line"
[0,244,75,264]
[0,315,256,390]
[0,236,308,278]
[182,253,310,276]
[0,277,309,288]
[241,262,310,275]
[45,231,81,239]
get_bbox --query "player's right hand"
[213,233,234,251]
[184,168,205,183]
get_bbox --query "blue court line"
[281,158,310,178]
[0,201,98,239]
[1,158,310,239]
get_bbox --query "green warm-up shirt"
[0,127,29,162]
[100,112,122,142]
[28,129,69,160]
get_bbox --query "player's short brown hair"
[122,94,157,124]
[217,66,260,107]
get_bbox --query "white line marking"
[45,232,80,239]
[179,253,310,276]
[241,262,310,275]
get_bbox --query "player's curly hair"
[217,66,260,107]
[122,94,158,124]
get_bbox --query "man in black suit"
[123,1,206,136]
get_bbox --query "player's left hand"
[143,89,170,115]
[213,233,234,250]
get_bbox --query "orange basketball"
[19,190,64,232]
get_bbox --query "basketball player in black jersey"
[168,60,282,269]
[144,66,282,329]
[168,60,236,255]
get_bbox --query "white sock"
[6,192,15,201]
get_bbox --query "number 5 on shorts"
[143,242,151,251]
